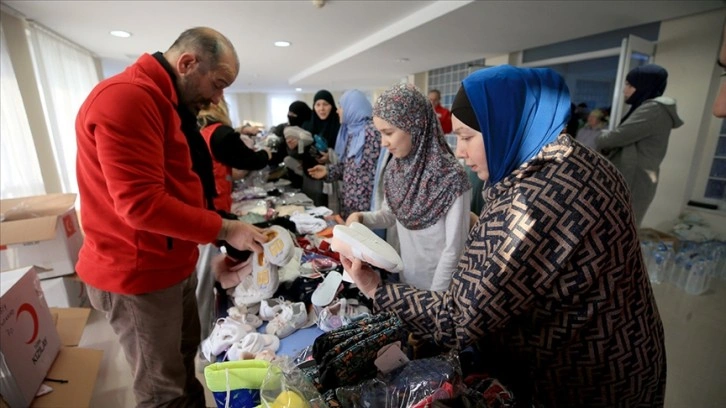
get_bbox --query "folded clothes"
[238,213,267,225]
[290,213,327,234]
[277,205,306,217]
[306,206,333,217]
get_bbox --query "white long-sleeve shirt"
[360,190,471,291]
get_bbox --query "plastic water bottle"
[647,242,672,284]
[684,256,713,295]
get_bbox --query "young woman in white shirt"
[347,83,471,291]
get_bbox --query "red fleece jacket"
[75,53,222,295]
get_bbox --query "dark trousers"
[86,275,205,408]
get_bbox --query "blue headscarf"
[458,65,571,185]
[334,89,373,164]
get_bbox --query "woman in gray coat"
[597,64,683,226]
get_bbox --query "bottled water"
[684,256,714,295]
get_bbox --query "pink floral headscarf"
[374,83,470,230]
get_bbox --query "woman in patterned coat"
[342,66,666,407]
[308,89,381,219]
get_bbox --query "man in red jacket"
[75,27,266,407]
[428,89,452,134]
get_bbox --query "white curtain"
[0,23,45,199]
[267,94,296,130]
[28,22,100,194]
[224,93,241,128]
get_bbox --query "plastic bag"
[259,357,328,408]
[335,352,462,408]
[204,360,271,408]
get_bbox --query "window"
[427,58,486,108]
[0,23,45,198]
[267,94,296,130]
[705,120,726,201]
[27,22,100,194]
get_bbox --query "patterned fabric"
[375,83,470,230]
[313,312,405,391]
[327,121,381,218]
[372,136,667,407]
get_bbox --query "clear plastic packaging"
[259,357,327,408]
[334,352,462,408]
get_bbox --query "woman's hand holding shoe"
[340,255,381,299]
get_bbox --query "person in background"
[575,108,607,150]
[565,102,580,136]
[713,23,726,118]
[428,89,452,134]
[195,98,270,341]
[343,65,666,407]
[75,27,267,407]
[575,102,590,126]
[287,90,340,207]
[198,98,270,213]
[347,83,471,291]
[277,101,312,188]
[596,64,684,226]
[308,89,381,218]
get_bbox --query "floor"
[78,280,726,407]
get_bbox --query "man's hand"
[307,165,327,180]
[340,255,380,298]
[218,219,267,253]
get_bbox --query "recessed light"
[295,88,302,92]
[396,57,410,63]
[110,30,132,38]
[274,41,291,47]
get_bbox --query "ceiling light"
[110,30,132,38]
[397,57,410,63]
[274,41,291,47]
[295,88,302,92]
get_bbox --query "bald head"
[164,27,239,114]
[167,27,239,73]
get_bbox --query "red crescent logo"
[16,303,39,344]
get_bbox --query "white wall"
[645,9,726,234]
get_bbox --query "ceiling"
[3,0,724,93]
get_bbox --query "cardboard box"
[30,347,103,408]
[639,227,680,252]
[0,266,62,408]
[40,274,88,308]
[0,194,83,280]
[48,308,91,347]
[29,308,101,407]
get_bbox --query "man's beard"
[178,76,208,115]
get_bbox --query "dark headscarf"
[621,64,668,124]
[304,90,340,150]
[453,65,571,185]
[375,83,470,230]
[287,101,311,127]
